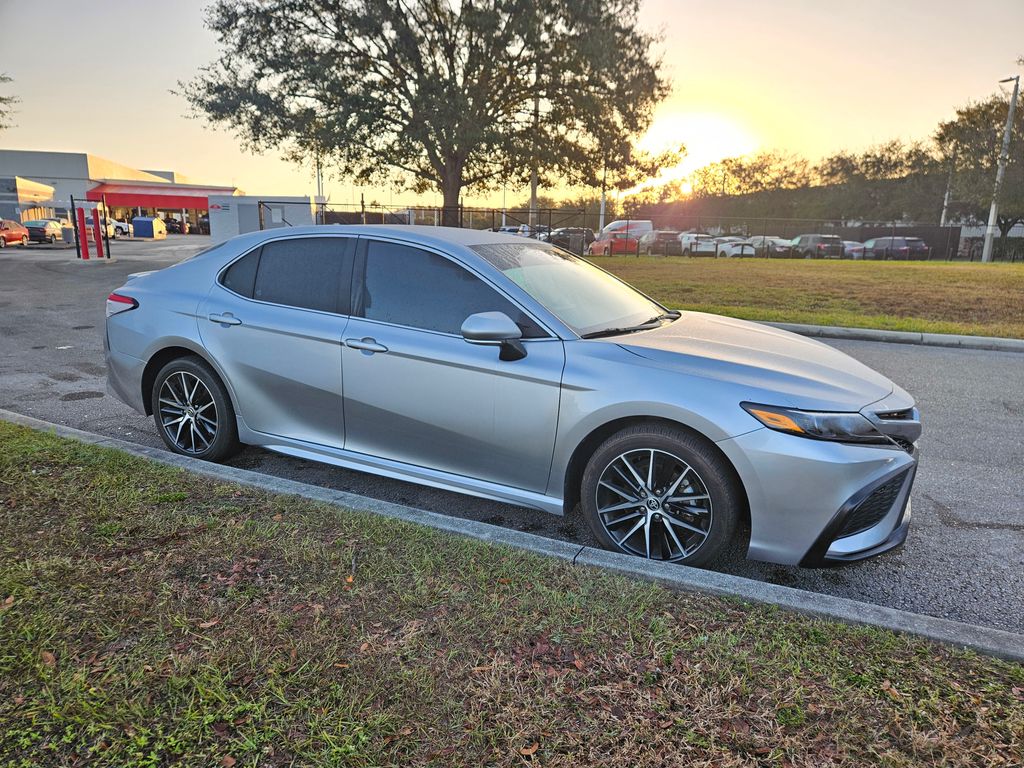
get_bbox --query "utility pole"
[529,63,540,230]
[981,75,1020,263]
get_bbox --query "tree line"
[633,94,1023,238]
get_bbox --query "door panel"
[341,318,564,491]
[200,288,348,447]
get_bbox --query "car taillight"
[106,293,138,317]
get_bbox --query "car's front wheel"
[151,356,240,461]
[20,235,28,247]
[581,424,741,568]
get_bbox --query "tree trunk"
[440,173,462,228]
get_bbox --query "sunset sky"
[1,0,1021,208]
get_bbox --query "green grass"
[595,257,1024,339]
[1,421,1022,766]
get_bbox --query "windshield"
[472,242,666,337]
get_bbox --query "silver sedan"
[105,226,920,568]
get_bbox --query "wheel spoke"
[661,466,692,500]
[666,494,710,505]
[646,449,655,490]
[617,517,646,545]
[665,516,707,537]
[619,455,647,491]
[173,418,186,446]
[605,510,644,527]
[598,499,642,515]
[599,480,637,502]
[661,516,687,557]
[611,464,642,493]
[643,519,651,558]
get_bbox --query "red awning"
[86,182,235,210]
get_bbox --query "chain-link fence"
[255,199,1024,262]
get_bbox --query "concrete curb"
[764,321,1024,353]
[3,408,1023,664]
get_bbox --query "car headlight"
[740,402,891,445]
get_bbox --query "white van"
[601,219,653,236]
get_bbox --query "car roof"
[230,224,539,251]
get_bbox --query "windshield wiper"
[580,311,680,339]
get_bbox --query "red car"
[0,219,30,249]
[588,231,639,256]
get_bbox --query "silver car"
[105,226,920,568]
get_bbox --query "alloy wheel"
[594,448,713,561]
[158,371,219,454]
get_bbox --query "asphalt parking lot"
[2,237,1022,634]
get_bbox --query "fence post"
[70,195,82,259]
[257,201,265,231]
[360,194,366,225]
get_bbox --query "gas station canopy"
[86,180,238,210]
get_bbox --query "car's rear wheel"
[0,237,6,249]
[151,356,240,462]
[581,424,740,568]
[20,235,28,247]
[48,234,57,244]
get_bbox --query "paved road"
[2,238,1022,633]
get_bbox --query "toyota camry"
[105,226,920,568]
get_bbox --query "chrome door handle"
[208,313,242,326]
[345,337,388,354]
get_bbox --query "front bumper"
[717,427,918,566]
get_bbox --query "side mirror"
[461,311,526,361]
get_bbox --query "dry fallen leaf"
[519,742,539,756]
[359,642,370,652]
[345,575,354,583]
[40,651,56,667]
[221,756,236,767]
[333,663,350,669]
[198,618,220,629]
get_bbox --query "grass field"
[595,257,1024,339]
[1,422,1022,766]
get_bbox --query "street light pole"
[981,75,1020,263]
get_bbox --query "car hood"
[614,311,895,411]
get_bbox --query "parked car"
[85,217,117,240]
[588,230,639,255]
[602,219,654,237]
[0,219,30,248]
[677,232,717,257]
[638,230,682,255]
[513,224,550,239]
[106,225,920,568]
[544,227,595,251]
[112,219,133,237]
[163,217,188,234]
[791,234,844,258]
[24,219,63,244]
[746,235,793,258]
[716,238,757,258]
[863,237,929,260]
[842,240,865,259]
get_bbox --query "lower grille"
[837,471,908,538]
[890,436,915,454]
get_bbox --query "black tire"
[0,237,6,249]
[581,424,741,568]
[48,234,57,244]
[20,235,28,247]
[151,356,240,462]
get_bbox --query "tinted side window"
[220,248,261,298]
[253,237,353,313]
[360,240,545,337]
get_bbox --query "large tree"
[935,93,1024,238]
[182,0,669,224]
[0,74,17,132]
